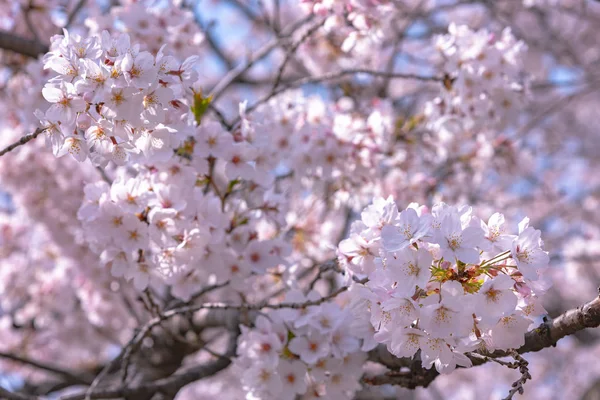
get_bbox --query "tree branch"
[224,0,269,27]
[192,11,234,71]
[208,13,315,101]
[0,31,48,58]
[365,293,600,388]
[0,128,47,157]
[4,295,600,399]
[0,387,37,400]
[65,0,87,29]
[0,351,93,385]
[230,68,442,126]
[60,313,241,400]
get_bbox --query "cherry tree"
[0,1,600,399]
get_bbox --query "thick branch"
[4,295,600,399]
[0,31,48,58]
[507,294,600,355]
[0,351,93,384]
[0,387,37,400]
[366,294,600,388]
[60,313,240,400]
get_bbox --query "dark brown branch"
[65,0,87,29]
[366,294,600,389]
[272,0,281,33]
[0,387,37,400]
[22,3,41,43]
[60,312,241,400]
[0,31,48,58]
[224,0,269,26]
[118,277,360,387]
[502,351,531,400]
[20,378,84,396]
[6,295,600,399]
[0,128,46,157]
[270,15,326,91]
[207,103,233,131]
[193,13,235,71]
[0,350,93,384]
[59,337,237,400]
[500,294,600,356]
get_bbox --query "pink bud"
[77,114,92,130]
[515,281,531,297]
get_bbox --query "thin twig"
[193,13,234,70]
[207,103,232,130]
[119,278,361,385]
[65,0,87,28]
[95,166,112,184]
[270,16,326,91]
[208,14,314,101]
[307,259,342,292]
[224,0,268,26]
[272,0,281,33]
[0,350,93,384]
[231,69,441,126]
[0,128,47,157]
[61,325,240,400]
[166,280,233,310]
[502,351,532,400]
[83,361,116,400]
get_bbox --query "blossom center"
[447,234,462,250]
[485,288,499,303]
[407,262,419,276]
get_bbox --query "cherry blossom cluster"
[38,29,198,166]
[297,0,409,73]
[77,162,291,297]
[68,83,390,298]
[0,206,135,381]
[426,23,529,134]
[0,37,143,377]
[301,0,393,36]
[234,296,366,399]
[85,0,205,57]
[338,197,549,373]
[247,94,391,193]
[0,128,140,378]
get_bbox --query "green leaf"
[191,90,213,126]
[226,179,241,193]
[175,137,196,159]
[195,177,210,187]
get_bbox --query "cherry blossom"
[435,212,485,264]
[512,224,550,281]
